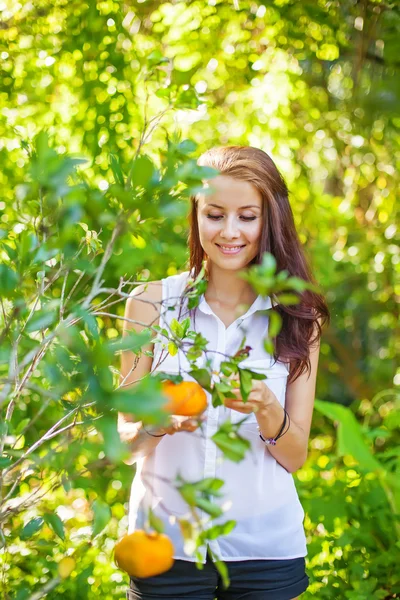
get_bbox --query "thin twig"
[82,221,124,308]
[3,405,83,476]
[26,576,62,600]
[59,269,69,321]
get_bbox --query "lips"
[216,244,246,255]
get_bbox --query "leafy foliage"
[0,0,399,598]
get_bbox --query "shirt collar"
[197,292,272,320]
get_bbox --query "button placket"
[200,318,226,560]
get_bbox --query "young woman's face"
[196,175,263,272]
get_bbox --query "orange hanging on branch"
[161,380,208,417]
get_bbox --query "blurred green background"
[0,0,399,598]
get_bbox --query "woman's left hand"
[222,373,276,416]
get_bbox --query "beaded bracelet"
[142,425,166,438]
[257,408,290,446]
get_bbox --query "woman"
[118,145,330,599]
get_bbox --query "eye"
[206,215,257,221]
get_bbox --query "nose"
[220,216,240,239]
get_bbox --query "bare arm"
[117,280,164,464]
[255,320,322,473]
[118,281,202,464]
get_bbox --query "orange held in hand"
[161,380,208,417]
[114,530,174,578]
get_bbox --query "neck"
[204,262,257,308]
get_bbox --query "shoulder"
[125,280,162,327]
[125,271,190,317]
[129,280,162,302]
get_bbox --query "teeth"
[219,245,243,250]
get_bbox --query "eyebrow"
[207,203,261,210]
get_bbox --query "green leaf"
[96,414,131,463]
[147,50,169,67]
[92,498,112,537]
[0,456,12,468]
[211,429,251,463]
[193,477,224,495]
[25,310,57,333]
[211,385,224,408]
[178,486,196,506]
[109,153,125,186]
[178,518,194,542]
[314,400,383,472]
[130,155,155,189]
[263,338,274,355]
[20,517,44,540]
[43,512,65,541]
[239,368,253,402]
[73,306,100,340]
[14,418,30,436]
[111,382,168,424]
[195,497,223,518]
[168,342,178,356]
[276,293,300,306]
[199,520,236,542]
[188,368,212,391]
[220,361,236,377]
[213,559,230,590]
[181,317,191,337]
[177,140,197,155]
[62,473,72,493]
[268,309,282,338]
[0,265,18,296]
[176,89,200,109]
[261,252,277,273]
[148,508,165,534]
[108,329,153,353]
[246,370,267,381]
[170,318,184,338]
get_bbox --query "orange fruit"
[114,530,174,578]
[161,380,208,417]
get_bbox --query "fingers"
[166,415,205,435]
[223,398,257,414]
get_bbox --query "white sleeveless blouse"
[127,270,307,562]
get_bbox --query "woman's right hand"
[158,414,206,436]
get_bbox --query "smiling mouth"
[216,244,246,254]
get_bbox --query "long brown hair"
[186,145,330,384]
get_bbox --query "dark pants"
[126,552,309,600]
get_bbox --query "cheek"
[198,216,220,241]
[247,222,263,244]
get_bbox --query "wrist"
[257,392,278,420]
[256,396,285,438]
[142,424,167,437]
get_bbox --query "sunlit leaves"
[176,475,225,518]
[96,414,131,463]
[25,309,58,333]
[0,264,18,297]
[211,420,251,463]
[314,400,383,474]
[0,1,399,597]
[148,507,165,534]
[130,155,155,190]
[20,518,44,540]
[91,498,112,537]
[43,512,65,541]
